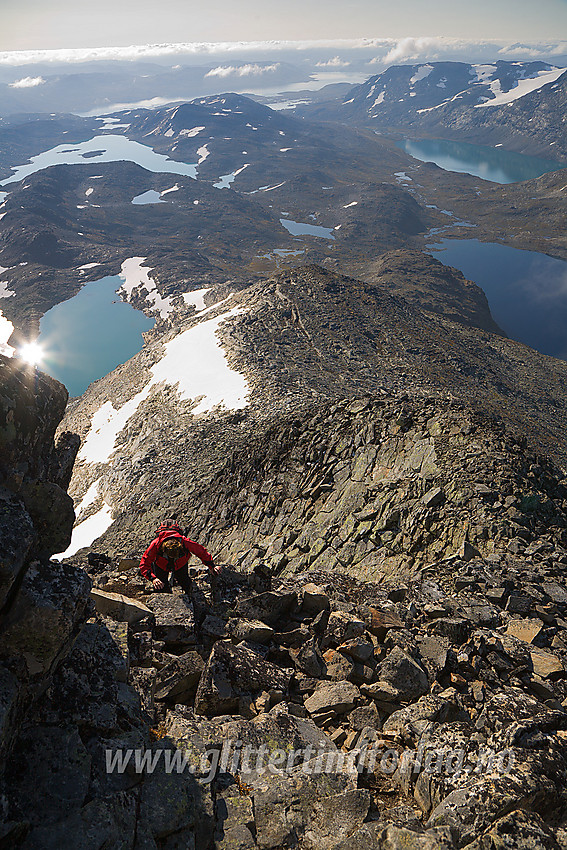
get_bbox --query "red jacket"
[140,529,214,580]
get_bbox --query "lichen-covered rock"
[154,651,204,703]
[231,618,274,644]
[376,646,429,702]
[0,559,91,676]
[6,725,91,827]
[251,759,358,850]
[20,795,139,850]
[91,588,153,624]
[195,640,291,716]
[464,809,562,850]
[304,680,360,716]
[0,665,21,771]
[302,789,371,850]
[0,488,35,609]
[18,481,74,558]
[146,593,196,646]
[236,591,297,626]
[326,611,365,645]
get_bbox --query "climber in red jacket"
[140,520,221,593]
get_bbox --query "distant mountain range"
[299,61,567,159]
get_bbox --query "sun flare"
[19,341,44,366]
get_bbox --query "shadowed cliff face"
[0,355,78,571]
[0,356,90,787]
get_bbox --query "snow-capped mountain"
[340,61,565,123]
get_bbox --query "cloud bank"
[0,37,564,70]
[9,75,45,88]
[205,63,280,78]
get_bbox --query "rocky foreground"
[4,353,567,848]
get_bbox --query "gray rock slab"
[194,640,290,716]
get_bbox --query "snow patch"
[76,479,101,518]
[150,307,249,414]
[472,64,497,83]
[0,267,15,298]
[410,64,433,85]
[179,126,205,137]
[476,67,565,108]
[161,184,180,196]
[79,304,248,465]
[119,257,174,318]
[0,311,14,356]
[56,502,114,559]
[343,201,358,208]
[371,91,385,108]
[79,386,152,465]
[196,145,209,164]
[182,288,211,311]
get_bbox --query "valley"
[3,50,567,848]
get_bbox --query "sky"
[2,0,567,52]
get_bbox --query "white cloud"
[498,43,567,58]
[382,37,451,64]
[315,56,351,68]
[0,40,387,66]
[0,37,564,72]
[9,75,45,88]
[205,63,280,78]
[369,37,567,68]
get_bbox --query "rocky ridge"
[4,276,567,847]
[61,257,567,573]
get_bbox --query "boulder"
[154,651,204,703]
[326,611,365,644]
[19,481,75,558]
[304,681,360,716]
[301,583,330,613]
[0,488,35,608]
[323,649,355,681]
[236,591,297,626]
[530,648,564,679]
[21,795,138,850]
[335,824,455,850]
[6,725,91,826]
[376,646,429,702]
[194,641,291,716]
[506,618,543,644]
[102,619,130,682]
[361,607,403,640]
[348,703,381,732]
[337,637,375,663]
[0,559,91,676]
[252,759,358,850]
[231,618,274,644]
[147,593,196,646]
[296,638,326,677]
[302,789,371,850]
[91,588,152,625]
[274,626,310,648]
[139,751,207,839]
[464,809,562,850]
[0,665,22,771]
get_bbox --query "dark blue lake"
[429,239,567,360]
[397,138,565,184]
[37,276,154,397]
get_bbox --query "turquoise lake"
[429,239,567,360]
[37,276,154,397]
[397,138,565,184]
